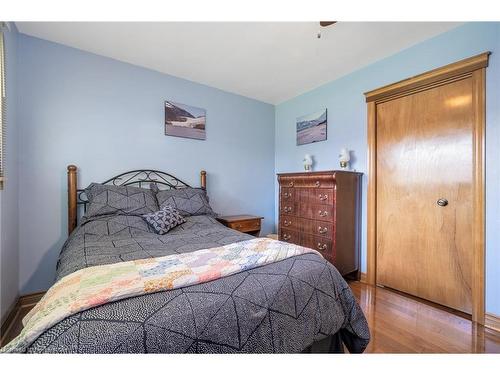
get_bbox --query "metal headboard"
[67,165,207,234]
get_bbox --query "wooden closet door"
[376,77,474,313]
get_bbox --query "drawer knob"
[319,194,328,201]
[315,181,320,187]
[284,220,291,227]
[317,243,327,251]
[318,226,328,234]
[318,210,328,217]
[283,234,291,241]
[289,181,294,187]
[437,198,448,207]
[283,192,292,198]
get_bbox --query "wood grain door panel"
[376,77,474,313]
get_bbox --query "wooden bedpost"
[200,170,206,190]
[67,165,78,235]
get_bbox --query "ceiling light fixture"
[317,21,337,39]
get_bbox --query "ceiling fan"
[317,21,337,38]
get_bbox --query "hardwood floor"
[2,283,500,353]
[349,281,500,353]
[0,291,45,348]
[1,304,33,348]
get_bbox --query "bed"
[9,166,369,353]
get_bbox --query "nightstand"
[216,215,263,236]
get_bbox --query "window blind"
[0,31,5,189]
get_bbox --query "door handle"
[437,198,448,207]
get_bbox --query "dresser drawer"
[302,188,334,205]
[299,203,334,222]
[217,215,263,236]
[280,215,298,231]
[280,202,298,216]
[228,219,260,233]
[280,187,295,201]
[279,176,334,189]
[300,177,334,189]
[280,177,299,188]
[299,218,333,239]
[279,229,300,244]
[300,234,333,260]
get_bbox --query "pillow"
[142,205,186,235]
[84,183,159,218]
[151,184,216,217]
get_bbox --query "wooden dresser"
[277,170,362,278]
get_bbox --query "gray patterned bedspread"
[25,214,370,353]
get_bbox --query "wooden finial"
[200,170,207,190]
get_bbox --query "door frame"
[364,52,490,324]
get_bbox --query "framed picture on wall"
[296,109,327,145]
[165,101,206,140]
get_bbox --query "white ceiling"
[16,22,462,104]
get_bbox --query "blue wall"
[17,34,275,293]
[0,23,20,322]
[275,22,500,315]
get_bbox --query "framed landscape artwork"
[165,101,206,140]
[296,109,327,145]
